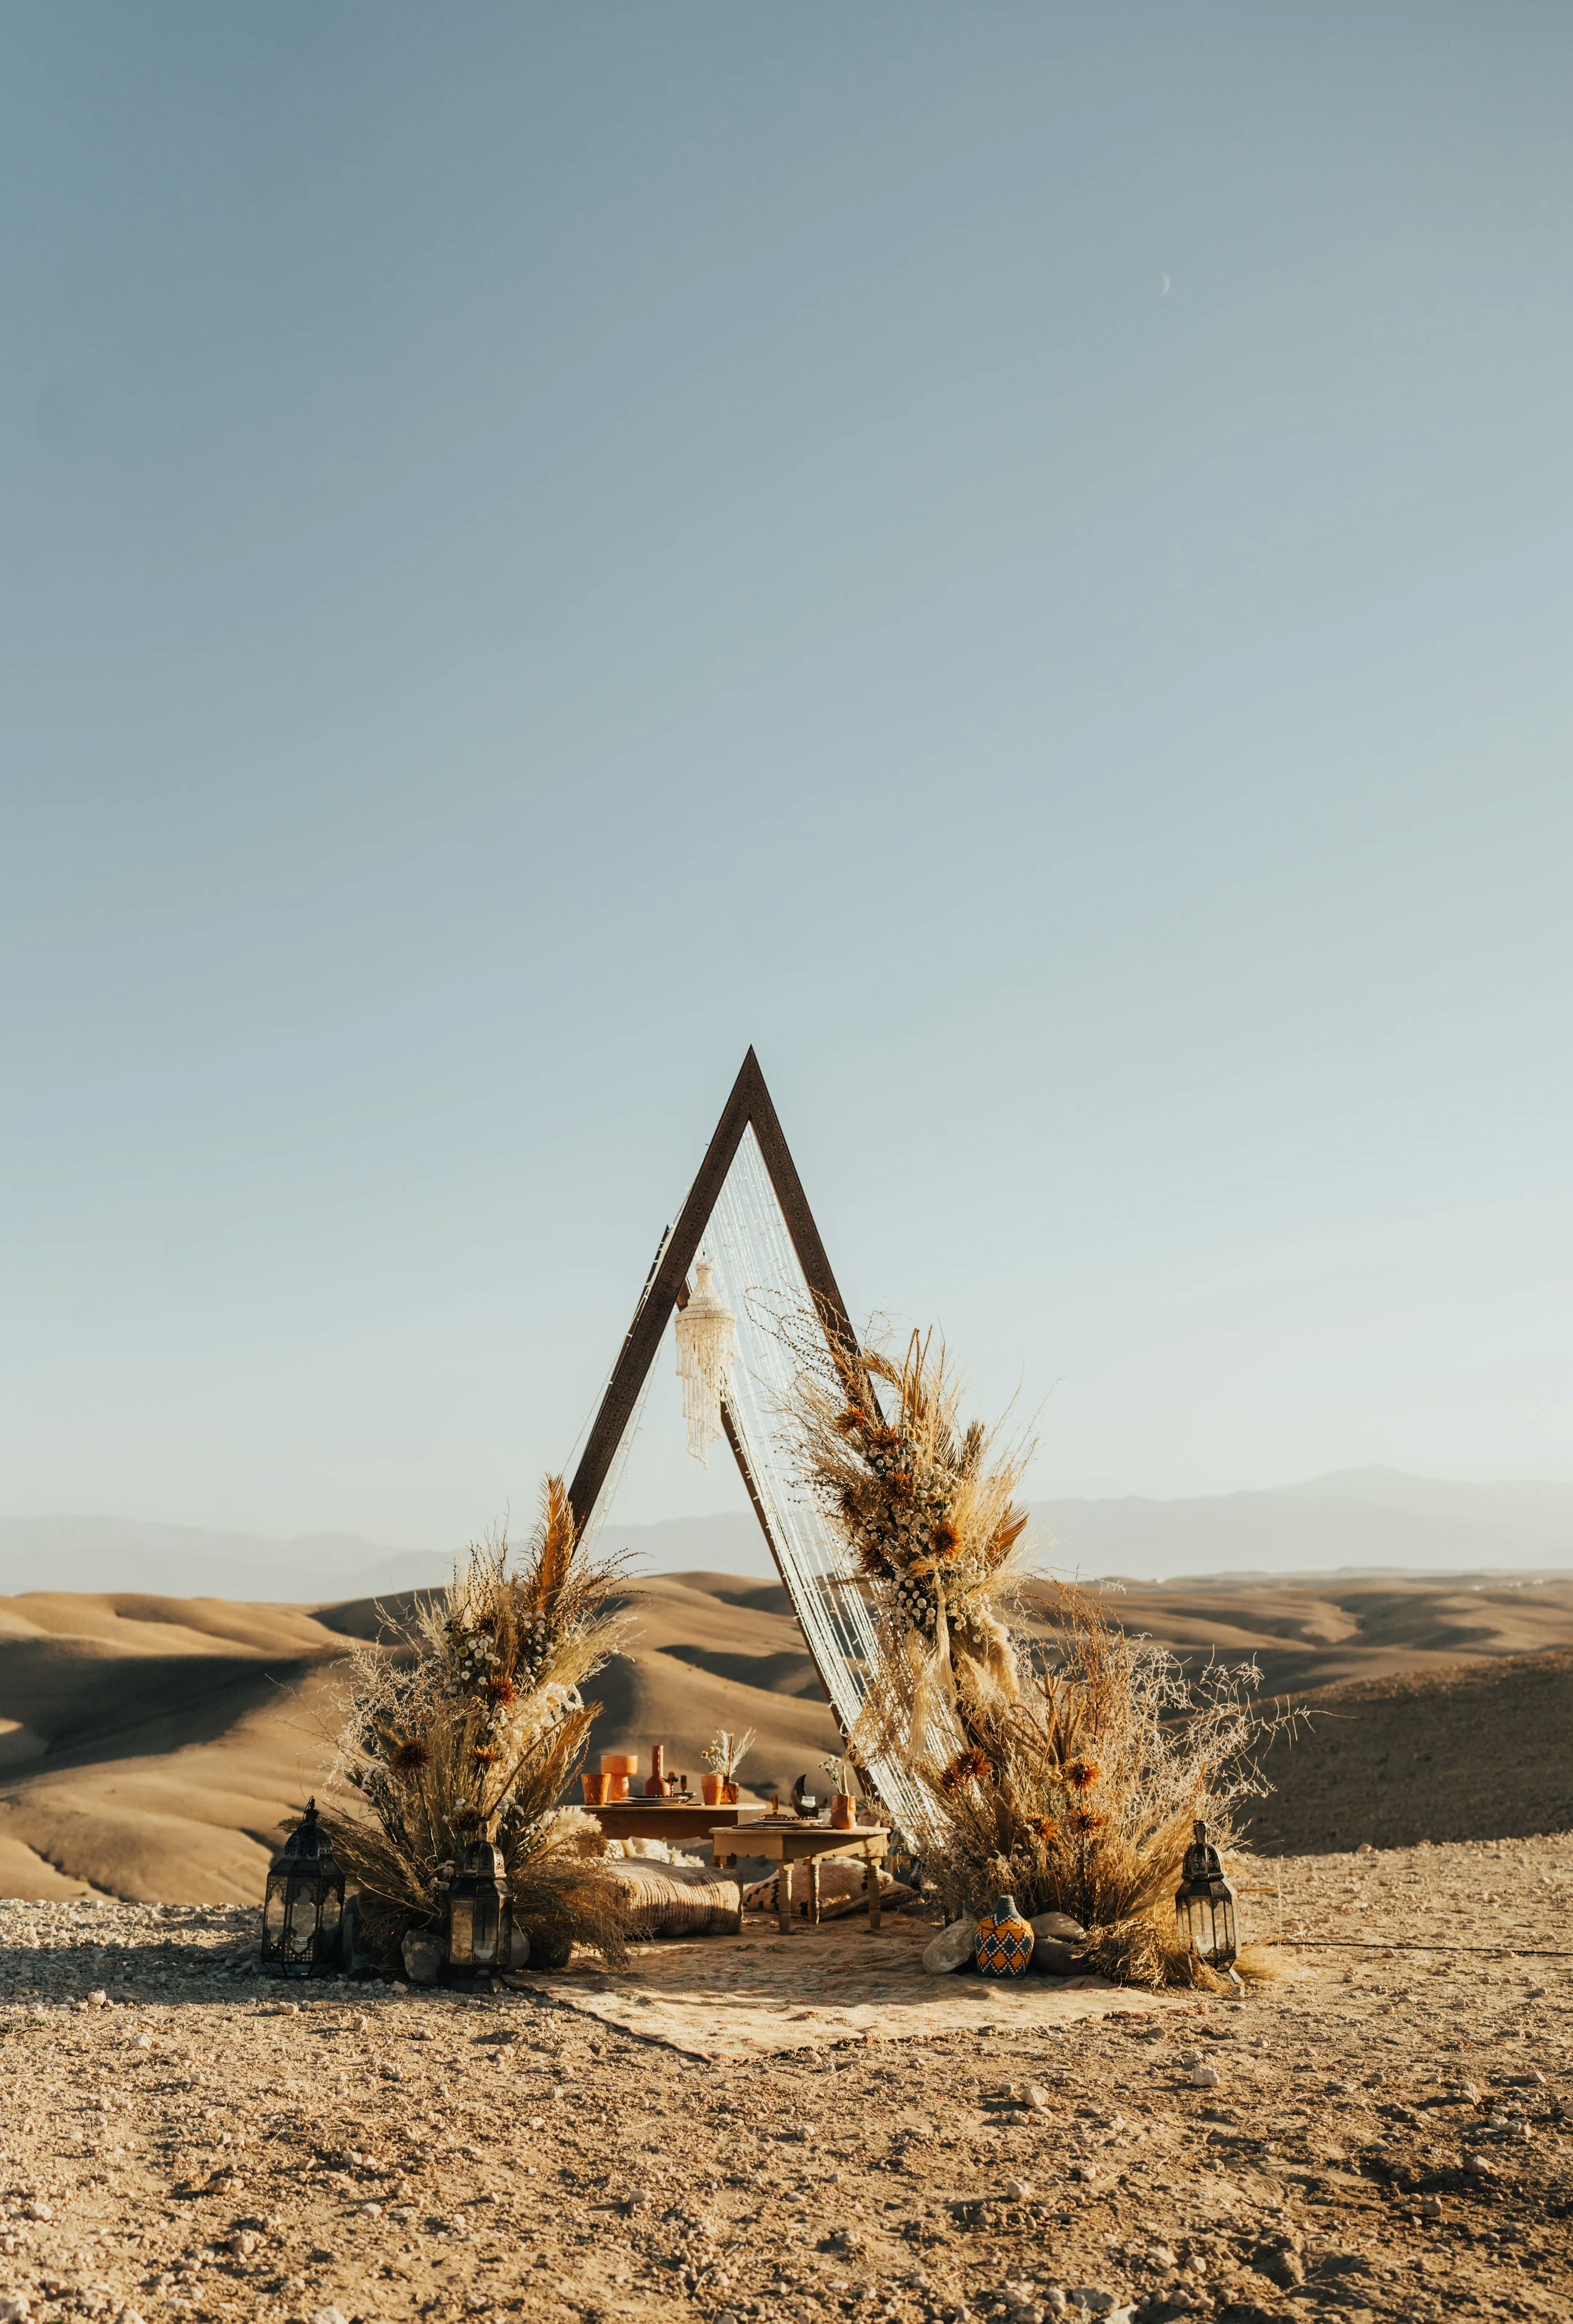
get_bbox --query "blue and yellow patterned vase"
[974,1891,1035,1978]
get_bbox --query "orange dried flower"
[1065,1758,1101,1790]
[940,1746,990,1793]
[1069,1808,1108,1837]
[930,1519,959,1557]
[487,1676,517,1705]
[471,1746,501,1766]
[1033,1816,1060,1843]
[388,1738,430,1773]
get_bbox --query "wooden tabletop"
[589,1800,764,1843]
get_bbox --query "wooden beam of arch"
[565,1048,859,1542]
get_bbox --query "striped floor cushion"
[607,1857,742,1937]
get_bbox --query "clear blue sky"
[2,5,1569,1549]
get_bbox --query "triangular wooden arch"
[567,1047,858,1714]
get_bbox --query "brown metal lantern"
[261,1799,345,1978]
[1174,1818,1238,1970]
[446,1837,515,1975]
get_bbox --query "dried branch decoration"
[318,1475,636,1968]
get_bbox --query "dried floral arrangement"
[786,1320,1032,1759]
[786,1313,1275,1989]
[916,1582,1274,1988]
[700,1727,755,1780]
[319,1477,635,1969]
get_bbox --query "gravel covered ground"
[0,1835,1569,2324]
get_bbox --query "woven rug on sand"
[511,1916,1201,2059]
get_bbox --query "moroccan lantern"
[446,1837,515,1974]
[261,1800,345,1978]
[1174,1818,1238,1970]
[674,1257,734,1464]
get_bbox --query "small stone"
[1145,2247,1176,2268]
[1190,2063,1219,2088]
[23,2204,52,2224]
[1464,2151,1493,2176]
[131,2033,152,2050]
[358,2201,382,2217]
[923,1919,977,1975]
[88,1989,109,2009]
[625,2187,651,2209]
[1025,2086,1052,2113]
[1029,1913,1087,1975]
[1002,2177,1033,2202]
[0,2297,29,2324]
[1419,2197,1442,2220]
[1068,2293,1116,2316]
[119,2311,146,2324]
[311,2310,349,2324]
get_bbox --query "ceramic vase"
[721,1779,739,1805]
[830,1793,855,1830]
[974,1891,1035,1978]
[644,1743,666,1798]
[700,1773,723,1806]
[581,1772,609,1807]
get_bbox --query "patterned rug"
[512,1915,1201,2059]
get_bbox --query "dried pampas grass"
[783,1318,1033,1759]
[904,1582,1282,1988]
[318,1475,635,1968]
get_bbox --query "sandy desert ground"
[0,1830,1568,2324]
[0,1575,1571,2323]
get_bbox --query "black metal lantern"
[261,1799,345,1978]
[446,1838,515,1974]
[1174,1817,1238,1970]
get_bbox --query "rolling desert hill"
[0,1567,1569,1901]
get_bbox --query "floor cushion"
[606,1856,741,1937]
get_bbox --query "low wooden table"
[710,1821,891,1934]
[590,1800,764,1848]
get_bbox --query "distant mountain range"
[1,1467,1571,1601]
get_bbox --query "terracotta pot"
[581,1772,609,1808]
[600,1752,638,1777]
[700,1773,723,1806]
[830,1792,854,1830]
[604,1773,630,1801]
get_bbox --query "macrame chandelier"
[675,1257,735,1464]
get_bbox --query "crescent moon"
[1160,273,1171,296]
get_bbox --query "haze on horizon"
[2,6,1570,1555]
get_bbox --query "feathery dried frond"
[319,1480,637,1967]
[779,1315,1035,1764]
[908,1581,1284,1988]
